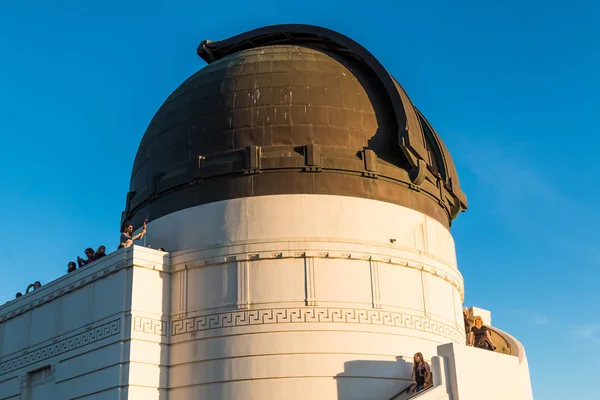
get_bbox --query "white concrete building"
[0,25,533,399]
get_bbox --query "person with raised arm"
[25,281,42,294]
[120,221,147,248]
[77,247,95,268]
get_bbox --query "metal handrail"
[404,385,434,399]
[388,382,434,400]
[388,383,413,400]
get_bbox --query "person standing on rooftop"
[120,222,147,248]
[77,247,95,268]
[67,261,77,273]
[93,245,107,260]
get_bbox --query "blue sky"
[0,1,598,398]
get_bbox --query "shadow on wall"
[336,358,412,400]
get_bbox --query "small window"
[27,365,54,399]
[28,366,52,386]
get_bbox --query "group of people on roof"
[7,220,499,399]
[14,281,42,298]
[67,246,107,273]
[66,221,148,274]
[10,223,150,300]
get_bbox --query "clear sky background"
[0,1,598,398]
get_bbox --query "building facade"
[0,25,533,399]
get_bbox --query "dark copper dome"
[123,25,467,229]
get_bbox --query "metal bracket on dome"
[149,173,163,199]
[244,145,261,175]
[399,134,419,169]
[303,144,322,172]
[408,159,427,186]
[450,196,462,219]
[189,155,205,183]
[362,149,378,178]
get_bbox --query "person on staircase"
[411,352,432,393]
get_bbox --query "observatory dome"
[123,25,467,230]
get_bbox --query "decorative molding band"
[0,261,128,324]
[0,319,121,376]
[174,250,464,301]
[133,316,167,336]
[171,308,462,343]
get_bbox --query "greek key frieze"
[171,308,462,342]
[133,316,167,336]
[0,319,120,376]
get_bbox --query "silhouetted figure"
[15,292,22,298]
[26,281,42,294]
[93,245,107,260]
[67,261,77,273]
[77,247,95,267]
[120,222,147,248]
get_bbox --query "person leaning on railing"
[120,222,147,248]
[468,316,496,351]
